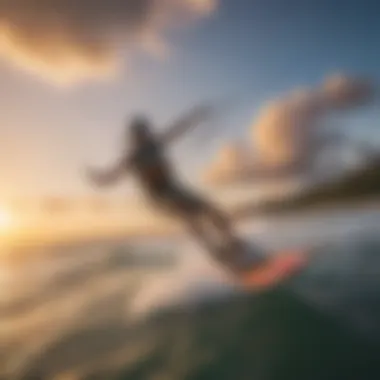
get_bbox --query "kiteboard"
[240,249,307,289]
[214,239,308,290]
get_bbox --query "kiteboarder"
[86,105,242,254]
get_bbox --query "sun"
[0,208,13,231]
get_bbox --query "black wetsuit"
[119,134,250,275]
[128,139,204,216]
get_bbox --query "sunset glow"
[0,208,14,232]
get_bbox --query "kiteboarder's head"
[129,116,153,145]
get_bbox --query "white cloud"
[204,74,375,185]
[0,0,217,84]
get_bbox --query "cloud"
[321,74,374,109]
[0,0,217,84]
[204,141,251,184]
[204,74,376,185]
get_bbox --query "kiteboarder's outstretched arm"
[160,104,216,145]
[85,155,130,187]
[86,103,216,187]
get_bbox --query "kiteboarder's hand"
[84,160,127,187]
[161,103,217,144]
[85,167,109,187]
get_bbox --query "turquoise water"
[1,209,380,379]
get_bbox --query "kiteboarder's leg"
[201,203,237,242]
[155,182,239,248]
[166,184,240,245]
[185,215,249,275]
[185,216,216,253]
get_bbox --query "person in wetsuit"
[86,111,240,254]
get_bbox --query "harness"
[131,142,173,191]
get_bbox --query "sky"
[0,0,379,203]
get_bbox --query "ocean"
[1,208,380,380]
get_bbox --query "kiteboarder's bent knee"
[185,217,214,251]
[202,203,235,237]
